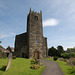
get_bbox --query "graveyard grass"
[0,58,45,75]
[45,58,74,75]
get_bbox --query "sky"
[0,0,75,50]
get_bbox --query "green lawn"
[0,58,45,75]
[45,58,75,75]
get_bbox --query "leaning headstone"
[5,52,12,71]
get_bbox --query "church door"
[34,51,39,59]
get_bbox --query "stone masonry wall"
[27,10,46,59]
[43,37,48,58]
[14,9,48,59]
[14,33,28,57]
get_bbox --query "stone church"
[14,8,48,59]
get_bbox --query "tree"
[61,53,75,59]
[0,41,1,43]
[67,48,75,53]
[48,46,58,57]
[57,45,64,54]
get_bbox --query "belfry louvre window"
[34,16,38,20]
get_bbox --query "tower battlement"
[29,8,42,16]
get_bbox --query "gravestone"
[8,52,12,59]
[5,52,12,71]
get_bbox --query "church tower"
[14,8,48,59]
[27,8,47,59]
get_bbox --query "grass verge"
[0,58,45,75]
[45,58,75,75]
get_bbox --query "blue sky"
[0,0,75,50]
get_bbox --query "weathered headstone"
[8,52,12,59]
[5,52,12,71]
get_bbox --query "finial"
[30,7,31,12]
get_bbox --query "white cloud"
[0,33,15,38]
[43,18,60,27]
[64,45,75,51]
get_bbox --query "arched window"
[34,16,38,20]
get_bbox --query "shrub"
[72,60,75,66]
[12,56,16,59]
[30,64,40,69]
[66,60,72,66]
[61,53,75,59]
[31,57,39,65]
[0,50,2,52]
[66,60,75,73]
[53,56,58,61]
[59,58,64,61]
[61,53,71,59]
[70,57,75,60]
[72,66,75,73]
[71,60,75,73]
[64,59,66,62]
[30,57,40,69]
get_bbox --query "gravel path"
[40,59,64,75]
